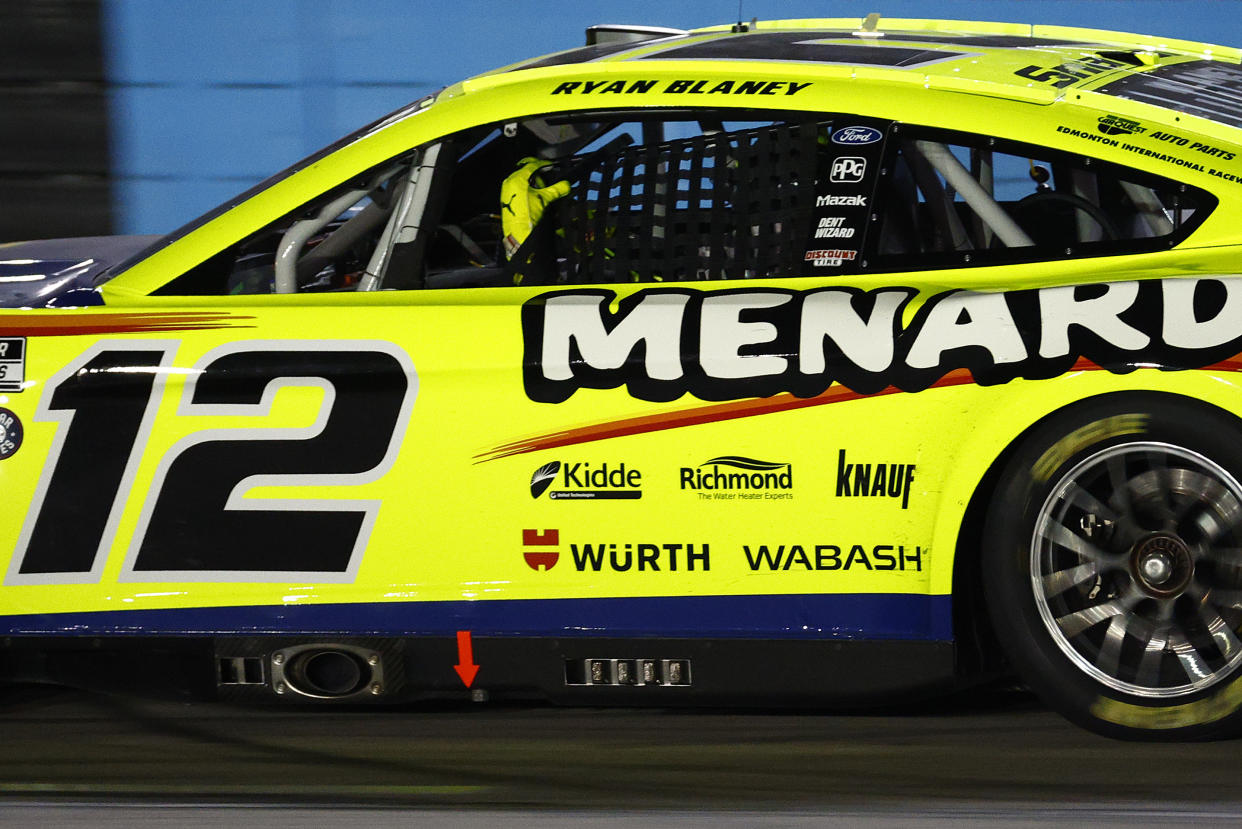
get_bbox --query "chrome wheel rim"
[1032,442,1242,698]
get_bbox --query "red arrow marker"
[454,630,479,688]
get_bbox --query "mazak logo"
[829,156,866,183]
[832,126,882,145]
[523,528,560,571]
[816,194,866,207]
[836,449,915,509]
[530,461,642,499]
[680,456,793,500]
[1098,114,1145,136]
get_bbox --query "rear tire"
[983,394,1242,740]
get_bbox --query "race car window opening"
[111,92,440,288]
[867,125,1215,273]
[154,153,418,296]
[400,109,847,289]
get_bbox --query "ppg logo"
[830,156,866,184]
[831,126,883,145]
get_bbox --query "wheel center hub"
[1131,534,1193,597]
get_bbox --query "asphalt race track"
[4,684,1242,825]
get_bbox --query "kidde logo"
[530,460,642,499]
[523,528,559,571]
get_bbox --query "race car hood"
[0,235,160,308]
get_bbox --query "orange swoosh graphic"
[0,312,252,337]
[480,356,1242,462]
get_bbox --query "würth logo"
[523,529,559,571]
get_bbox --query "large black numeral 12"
[10,341,415,584]
[14,344,171,581]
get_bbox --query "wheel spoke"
[1168,630,1213,683]
[1207,587,1242,610]
[1063,482,1118,523]
[1041,561,1098,597]
[1039,520,1107,563]
[1095,614,1129,678]
[1107,454,1132,515]
[1130,467,1177,526]
[1135,626,1168,688]
[1195,486,1242,545]
[1056,598,1127,638]
[1199,605,1242,661]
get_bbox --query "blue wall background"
[102,1,1242,235]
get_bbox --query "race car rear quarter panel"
[6,281,1242,646]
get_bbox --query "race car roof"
[483,17,1242,128]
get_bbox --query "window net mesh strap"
[553,120,819,283]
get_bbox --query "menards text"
[521,279,1242,403]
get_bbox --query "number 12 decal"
[9,341,417,585]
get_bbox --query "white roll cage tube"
[272,163,401,295]
[912,140,1036,249]
[357,142,442,292]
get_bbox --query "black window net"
[509,120,820,284]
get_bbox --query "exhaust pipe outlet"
[271,644,384,699]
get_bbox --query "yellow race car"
[4,15,1242,739]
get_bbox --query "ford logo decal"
[831,126,883,145]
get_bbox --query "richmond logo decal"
[521,279,1242,404]
[680,456,793,500]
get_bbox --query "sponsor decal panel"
[530,460,642,499]
[743,543,923,571]
[805,249,857,267]
[813,217,855,240]
[831,125,882,145]
[680,456,793,500]
[829,156,866,183]
[0,337,24,392]
[0,406,21,460]
[521,278,1242,404]
[1096,114,1144,136]
[1056,124,1239,179]
[523,528,560,571]
[521,527,709,573]
[816,194,866,207]
[1147,129,1236,160]
[835,450,915,509]
[571,542,710,572]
